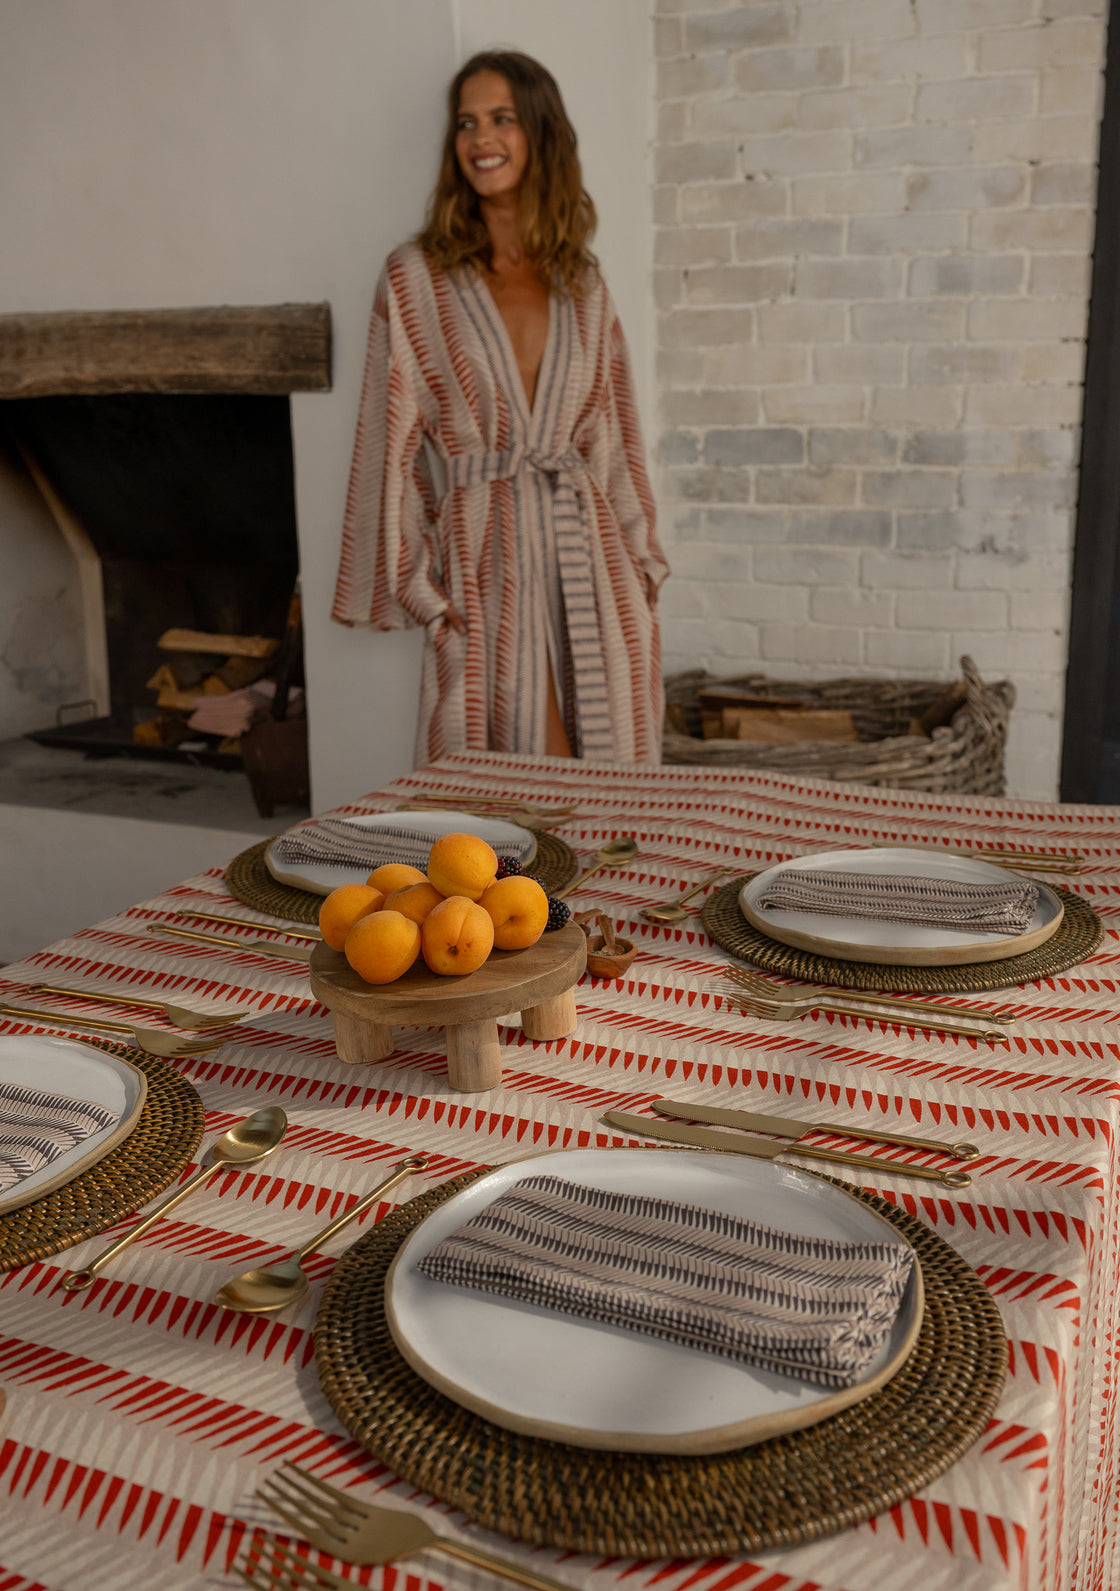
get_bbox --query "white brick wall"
[653,0,1107,799]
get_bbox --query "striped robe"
[332,244,669,764]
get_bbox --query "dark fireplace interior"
[1,392,303,769]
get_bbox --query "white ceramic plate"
[385,1146,923,1455]
[265,811,537,898]
[0,1034,148,1215]
[739,846,1064,967]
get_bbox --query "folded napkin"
[0,1082,121,1193]
[755,868,1039,934]
[273,816,533,874]
[417,1175,914,1389]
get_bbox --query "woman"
[332,50,669,763]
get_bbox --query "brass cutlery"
[640,866,733,924]
[721,966,1017,1026]
[556,835,639,900]
[24,982,246,1032]
[146,923,315,963]
[216,1156,429,1313]
[651,1098,979,1161]
[723,989,1008,1045]
[174,910,322,942]
[870,839,1084,874]
[253,1461,576,1591]
[0,1002,224,1059]
[602,1109,973,1188]
[60,1107,288,1291]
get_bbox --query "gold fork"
[721,990,1010,1045]
[722,965,1017,1026]
[0,1002,222,1059]
[256,1462,575,1591]
[24,982,245,1031]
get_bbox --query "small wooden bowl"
[585,935,638,978]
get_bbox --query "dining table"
[2,747,1119,1591]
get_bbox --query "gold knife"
[651,1098,979,1161]
[601,1110,973,1188]
[146,923,315,963]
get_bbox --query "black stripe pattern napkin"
[755,869,1039,934]
[273,816,534,874]
[417,1175,915,1389]
[0,1084,121,1193]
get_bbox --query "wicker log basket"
[662,655,1013,796]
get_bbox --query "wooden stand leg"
[333,1011,394,1066]
[445,1018,502,1092]
[521,987,577,1042]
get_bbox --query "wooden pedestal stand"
[309,922,587,1093]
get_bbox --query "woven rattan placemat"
[702,876,1103,994]
[0,1041,205,1272]
[315,1168,1007,1558]
[225,833,579,925]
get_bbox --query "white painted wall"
[0,807,261,965]
[0,0,653,815]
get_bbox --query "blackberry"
[545,896,571,931]
[495,855,522,879]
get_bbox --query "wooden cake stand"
[309,922,587,1093]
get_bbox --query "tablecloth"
[2,750,1119,1591]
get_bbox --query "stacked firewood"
[134,628,296,755]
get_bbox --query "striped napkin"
[0,1083,121,1193]
[273,816,534,874]
[755,869,1039,934]
[417,1175,914,1389]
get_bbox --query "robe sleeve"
[601,304,670,603]
[331,265,449,630]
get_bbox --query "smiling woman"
[331,50,669,766]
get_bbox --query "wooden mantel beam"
[0,302,332,398]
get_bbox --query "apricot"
[427,832,498,901]
[344,909,422,984]
[366,862,429,895]
[421,894,495,976]
[319,883,386,951]
[478,875,549,950]
[383,879,445,926]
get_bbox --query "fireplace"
[0,302,330,800]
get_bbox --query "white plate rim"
[0,1033,148,1216]
[265,811,537,898]
[384,1145,924,1455]
[739,846,1063,967]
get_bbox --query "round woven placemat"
[702,875,1103,994]
[0,1041,205,1272]
[314,1169,1007,1558]
[225,832,579,925]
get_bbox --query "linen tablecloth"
[2,751,1119,1591]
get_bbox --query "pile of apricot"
[318,832,551,986]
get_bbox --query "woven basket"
[662,655,1013,795]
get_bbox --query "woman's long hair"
[417,51,598,295]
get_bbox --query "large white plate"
[385,1146,923,1455]
[0,1034,147,1215]
[740,846,1064,966]
[265,811,537,898]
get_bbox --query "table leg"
[445,1018,502,1092]
[332,1011,394,1066]
[521,987,577,1042]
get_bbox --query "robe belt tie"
[441,446,614,758]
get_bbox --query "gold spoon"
[215,1154,429,1313]
[640,865,733,924]
[24,983,246,1032]
[556,835,639,900]
[0,1002,223,1059]
[60,1107,289,1292]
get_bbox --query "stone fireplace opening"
[0,301,330,807]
